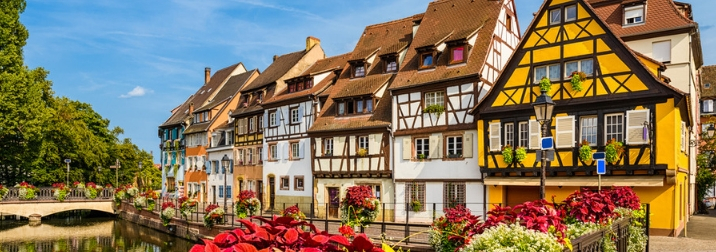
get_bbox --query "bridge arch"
[0,201,115,218]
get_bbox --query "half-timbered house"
[308,14,422,221]
[260,53,348,212]
[159,94,192,197]
[387,0,520,222]
[474,0,691,236]
[232,37,325,211]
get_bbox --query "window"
[504,123,515,147]
[249,117,255,132]
[338,102,345,115]
[289,83,296,93]
[565,59,594,77]
[269,144,278,161]
[706,83,712,89]
[704,100,714,113]
[227,131,234,145]
[415,138,429,158]
[386,58,398,72]
[681,122,686,152]
[294,176,304,191]
[291,142,300,159]
[280,176,289,190]
[358,136,369,151]
[257,147,263,164]
[549,8,561,25]
[565,5,577,22]
[518,122,529,148]
[353,64,366,78]
[605,113,624,143]
[226,185,232,199]
[534,64,560,81]
[324,138,334,156]
[237,149,245,165]
[305,78,313,89]
[405,182,426,212]
[258,115,263,132]
[580,116,597,146]
[624,5,644,25]
[446,136,463,157]
[420,53,435,69]
[450,45,466,64]
[366,99,373,112]
[358,184,381,201]
[248,148,254,165]
[269,112,276,126]
[219,185,224,198]
[425,91,444,107]
[506,15,513,32]
[652,40,671,63]
[290,108,300,123]
[443,182,466,208]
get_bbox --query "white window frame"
[604,113,624,143]
[565,5,577,22]
[534,64,560,82]
[565,59,594,77]
[291,142,300,159]
[354,65,366,78]
[624,5,645,25]
[549,8,561,25]
[269,112,277,126]
[580,116,598,146]
[270,145,278,161]
[504,123,515,147]
[249,117,255,132]
[415,138,429,157]
[248,148,254,165]
[424,91,445,107]
[518,122,529,148]
[290,108,300,123]
[446,136,463,157]
[324,138,334,156]
[704,100,714,113]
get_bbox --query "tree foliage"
[0,0,160,188]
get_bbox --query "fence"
[0,187,114,202]
[567,203,650,252]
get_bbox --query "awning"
[484,175,664,187]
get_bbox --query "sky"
[20,0,716,164]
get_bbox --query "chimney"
[273,55,279,62]
[306,36,321,50]
[204,67,211,85]
[189,102,194,115]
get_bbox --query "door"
[212,185,217,204]
[328,187,340,218]
[257,180,264,206]
[269,177,275,210]
[201,183,207,202]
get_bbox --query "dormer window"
[384,55,398,73]
[256,92,263,102]
[354,64,366,78]
[624,5,645,25]
[449,44,466,64]
[287,77,314,93]
[335,97,374,117]
[549,8,561,25]
[420,52,435,69]
[305,78,313,89]
[565,5,577,22]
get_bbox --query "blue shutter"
[298,141,305,159]
[227,186,232,198]
[229,159,234,173]
[298,105,304,123]
[276,109,283,126]
[206,161,212,173]
[219,186,224,198]
[206,161,211,174]
[263,111,269,128]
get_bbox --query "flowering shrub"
[428,205,482,252]
[179,196,198,218]
[561,189,616,224]
[133,195,147,211]
[606,186,641,210]
[340,185,380,228]
[0,184,8,201]
[113,185,127,206]
[459,223,564,252]
[126,187,139,198]
[479,200,568,245]
[143,190,159,211]
[161,202,176,226]
[234,190,261,219]
[52,183,71,202]
[189,215,386,252]
[204,204,225,229]
[83,182,103,199]
[281,205,306,221]
[339,224,355,238]
[15,181,36,200]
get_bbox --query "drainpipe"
[388,123,395,222]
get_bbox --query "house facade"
[308,15,423,221]
[388,0,521,222]
[183,63,247,203]
[588,0,703,215]
[475,0,691,236]
[232,37,325,211]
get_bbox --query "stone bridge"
[0,187,115,219]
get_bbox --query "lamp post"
[64,159,71,185]
[532,90,555,200]
[222,154,231,211]
[138,161,143,191]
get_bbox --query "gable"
[478,0,681,114]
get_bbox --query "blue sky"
[20,0,716,164]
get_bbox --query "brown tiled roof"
[348,14,421,62]
[390,0,503,90]
[701,65,716,98]
[587,0,695,38]
[262,53,351,106]
[232,86,276,117]
[196,69,258,112]
[333,74,391,99]
[183,121,210,134]
[160,95,193,127]
[241,50,308,92]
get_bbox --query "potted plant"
[357,148,368,157]
[605,138,624,164]
[502,145,514,164]
[144,189,159,211]
[570,71,587,92]
[133,194,147,211]
[52,183,71,202]
[83,182,102,199]
[539,77,552,92]
[411,200,422,212]
[423,104,445,118]
[340,185,380,228]
[178,196,198,218]
[448,151,462,158]
[0,184,8,201]
[281,205,307,221]
[515,146,527,164]
[235,190,261,219]
[579,140,593,163]
[15,181,37,200]
[417,153,427,160]
[204,204,225,229]
[160,202,176,226]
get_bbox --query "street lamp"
[64,159,71,185]
[708,124,715,139]
[532,90,555,200]
[138,161,143,190]
[222,154,231,211]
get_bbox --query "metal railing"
[0,187,114,202]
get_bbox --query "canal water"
[0,211,195,252]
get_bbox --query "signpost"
[109,159,121,187]
[594,152,606,190]
[540,137,554,150]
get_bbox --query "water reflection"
[0,214,193,252]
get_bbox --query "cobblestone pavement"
[650,209,716,252]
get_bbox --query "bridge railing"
[0,187,114,202]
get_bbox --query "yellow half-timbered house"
[474,0,692,236]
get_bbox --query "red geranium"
[338,225,355,238]
[162,201,176,210]
[205,204,220,213]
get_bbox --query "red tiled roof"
[333,74,391,99]
[240,50,308,92]
[390,0,503,90]
[587,0,695,38]
[196,69,259,112]
[262,53,351,106]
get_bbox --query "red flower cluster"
[52,183,68,190]
[238,190,256,201]
[18,181,35,189]
[142,189,158,200]
[283,205,301,216]
[431,205,482,251]
[162,201,176,210]
[605,186,641,210]
[205,204,220,213]
[561,189,616,224]
[178,196,189,206]
[338,225,355,238]
[341,185,376,210]
[86,182,98,189]
[73,181,81,187]
[0,184,4,190]
[190,216,384,252]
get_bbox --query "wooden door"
[328,187,340,218]
[506,186,539,206]
[269,177,275,210]
[212,185,217,204]
[257,180,264,206]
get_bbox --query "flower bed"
[15,182,36,200]
[52,183,71,202]
[203,204,225,229]
[281,205,306,221]
[340,185,380,228]
[83,182,103,199]
[234,190,260,219]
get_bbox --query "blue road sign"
[541,137,553,150]
[597,159,606,175]
[592,152,605,160]
[64,159,71,163]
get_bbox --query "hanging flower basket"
[15,181,37,200]
[539,77,552,92]
[423,104,445,117]
[52,183,71,202]
[161,202,176,226]
[515,146,527,164]
[579,140,593,163]
[605,138,624,164]
[502,145,514,164]
[570,71,587,92]
[235,190,261,219]
[179,196,198,218]
[204,204,225,229]
[340,185,380,228]
[357,148,368,157]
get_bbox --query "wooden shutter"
[529,120,541,149]
[369,134,381,156]
[681,122,687,151]
[298,141,305,159]
[263,111,269,128]
[335,137,345,156]
[489,122,501,152]
[283,142,290,160]
[429,134,440,159]
[262,146,268,161]
[555,116,575,148]
[626,109,649,145]
[402,137,412,160]
[316,138,322,157]
[463,132,473,158]
[275,110,282,126]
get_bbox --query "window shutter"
[298,105,304,123]
[263,111,269,128]
[463,132,473,158]
[230,160,234,173]
[681,122,686,151]
[298,141,305,159]
[370,134,381,156]
[529,120,541,149]
[262,147,268,161]
[277,109,283,126]
[626,109,649,145]
[402,137,412,160]
[429,134,440,159]
[316,138,323,157]
[555,116,575,148]
[489,122,502,152]
[283,142,289,160]
[335,137,345,156]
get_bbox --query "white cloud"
[120,86,152,98]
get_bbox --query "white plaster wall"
[263,138,313,198]
[314,133,385,173]
[265,100,314,138]
[207,148,234,205]
[394,182,485,223]
[392,131,480,180]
